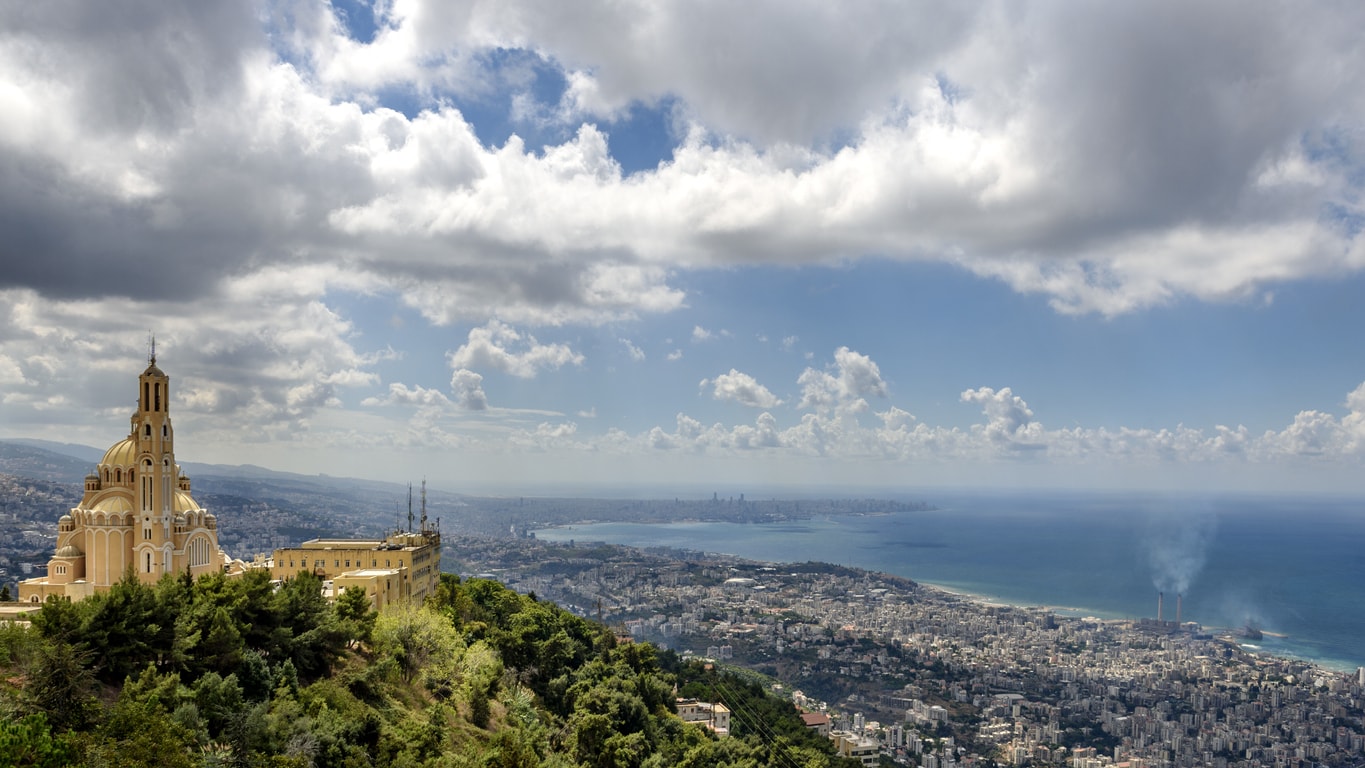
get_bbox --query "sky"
[1,0,1364,496]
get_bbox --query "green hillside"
[0,571,856,768]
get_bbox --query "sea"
[533,489,1365,673]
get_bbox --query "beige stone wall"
[334,570,404,610]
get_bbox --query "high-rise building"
[18,353,230,602]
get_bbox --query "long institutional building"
[268,527,441,610]
[18,355,440,609]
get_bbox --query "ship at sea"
[1240,620,1264,641]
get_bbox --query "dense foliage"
[0,571,856,767]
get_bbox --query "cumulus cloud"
[960,386,1044,449]
[363,382,452,408]
[450,369,489,410]
[701,369,783,408]
[2,1,1363,322]
[626,377,1365,473]
[3,1,1365,490]
[447,321,584,378]
[798,347,888,411]
[0,276,381,443]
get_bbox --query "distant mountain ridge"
[0,438,420,495]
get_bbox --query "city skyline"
[2,1,1364,494]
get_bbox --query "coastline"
[532,513,1365,676]
[909,580,1358,675]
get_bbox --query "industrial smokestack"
[1158,591,1164,623]
[1176,593,1182,626]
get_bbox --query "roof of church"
[102,437,138,467]
[93,495,134,513]
[54,544,83,559]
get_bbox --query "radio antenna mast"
[406,482,414,533]
[420,478,428,532]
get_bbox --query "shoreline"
[531,523,1364,676]
[912,580,1359,675]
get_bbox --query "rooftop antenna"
[394,500,401,536]
[420,478,428,532]
[148,331,157,365]
[406,482,414,533]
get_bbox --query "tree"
[25,641,97,731]
[199,606,246,676]
[0,584,11,602]
[81,570,172,682]
[274,572,348,679]
[372,603,465,689]
[0,714,77,768]
[84,698,195,768]
[333,586,376,647]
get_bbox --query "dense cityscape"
[5,441,1365,767]
[453,536,1365,767]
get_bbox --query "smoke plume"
[1143,507,1217,595]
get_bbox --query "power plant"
[1138,590,1191,634]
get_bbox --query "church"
[18,353,231,602]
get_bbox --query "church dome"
[92,495,134,514]
[173,490,202,513]
[54,544,83,559]
[102,437,138,467]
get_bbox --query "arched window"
[142,460,153,512]
[144,423,151,437]
[145,552,153,573]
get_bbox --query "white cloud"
[619,337,646,361]
[622,377,1365,474]
[363,382,452,408]
[701,369,783,409]
[0,354,27,386]
[798,347,888,411]
[2,0,1365,492]
[4,1,1364,323]
[960,386,1043,448]
[447,321,584,378]
[0,278,380,443]
[450,369,489,410]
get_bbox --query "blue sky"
[2,1,1364,494]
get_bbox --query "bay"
[533,489,1365,672]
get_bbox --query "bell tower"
[131,336,177,575]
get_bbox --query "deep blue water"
[534,490,1365,672]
